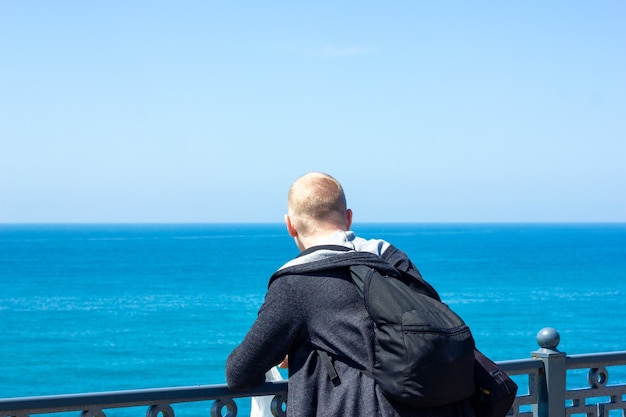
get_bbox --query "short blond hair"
[287,172,347,236]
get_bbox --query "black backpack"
[318,261,476,407]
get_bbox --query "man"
[226,172,473,417]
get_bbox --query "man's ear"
[346,208,353,230]
[285,214,298,237]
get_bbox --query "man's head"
[285,172,352,248]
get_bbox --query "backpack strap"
[316,349,373,386]
[316,350,341,387]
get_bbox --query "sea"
[1,223,625,415]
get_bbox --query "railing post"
[532,327,566,417]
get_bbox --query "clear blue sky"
[1,1,624,223]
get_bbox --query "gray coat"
[226,232,474,417]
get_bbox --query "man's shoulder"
[269,249,400,288]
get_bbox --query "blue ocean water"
[1,223,625,412]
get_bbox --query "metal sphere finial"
[536,327,560,349]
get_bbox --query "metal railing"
[1,327,625,417]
